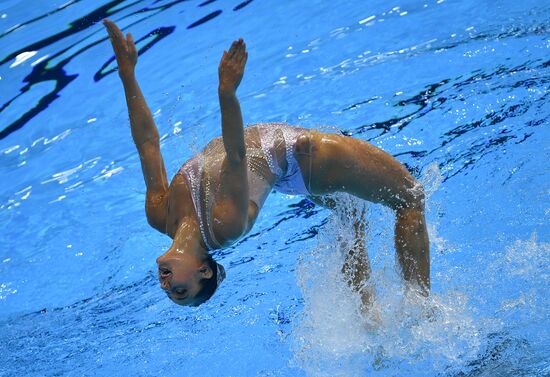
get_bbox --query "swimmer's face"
[156,251,213,307]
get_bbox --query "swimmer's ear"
[198,264,213,279]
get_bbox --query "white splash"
[292,171,482,376]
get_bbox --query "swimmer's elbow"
[402,180,425,210]
[146,213,166,234]
[145,192,168,234]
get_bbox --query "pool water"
[1,0,549,376]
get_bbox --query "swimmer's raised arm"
[211,39,250,244]
[103,19,168,233]
[218,39,248,162]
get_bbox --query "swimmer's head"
[156,245,225,307]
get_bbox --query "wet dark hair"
[194,254,218,305]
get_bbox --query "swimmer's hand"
[103,19,137,79]
[218,39,248,94]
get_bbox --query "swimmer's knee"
[396,181,425,212]
[409,181,426,208]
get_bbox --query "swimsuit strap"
[257,123,285,178]
[180,156,221,251]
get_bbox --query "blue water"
[1,0,549,376]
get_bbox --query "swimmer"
[103,19,429,307]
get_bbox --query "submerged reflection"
[0,0,255,139]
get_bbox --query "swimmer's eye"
[159,269,171,278]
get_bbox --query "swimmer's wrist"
[119,70,136,82]
[218,86,236,97]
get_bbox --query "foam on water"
[290,166,549,376]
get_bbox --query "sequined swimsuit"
[180,123,310,250]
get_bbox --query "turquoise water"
[1,0,549,376]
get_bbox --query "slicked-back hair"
[194,254,218,305]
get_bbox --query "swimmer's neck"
[170,217,208,257]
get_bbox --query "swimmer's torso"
[165,123,306,245]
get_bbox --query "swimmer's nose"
[160,278,170,291]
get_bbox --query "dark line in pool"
[142,0,194,12]
[1,0,209,67]
[285,224,321,245]
[344,56,549,180]
[0,0,233,139]
[0,64,78,140]
[229,256,255,267]
[342,96,381,111]
[187,10,222,29]
[199,0,217,6]
[0,21,175,140]
[0,0,138,66]
[0,0,84,40]
[1,4,547,146]
[233,0,254,11]
[394,150,428,159]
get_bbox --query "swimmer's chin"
[169,296,203,307]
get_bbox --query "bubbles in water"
[292,193,372,377]
[421,163,443,199]
[292,185,483,376]
[486,233,550,331]
[290,161,549,376]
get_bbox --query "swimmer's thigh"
[295,131,421,209]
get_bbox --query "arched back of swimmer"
[103,19,429,308]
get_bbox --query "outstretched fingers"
[227,40,238,59]
[218,38,247,92]
[126,32,137,55]
[237,39,246,62]
[237,40,247,66]
[103,19,138,77]
[103,19,125,51]
[227,39,246,62]
[239,50,248,67]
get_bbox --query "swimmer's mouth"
[166,292,188,302]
